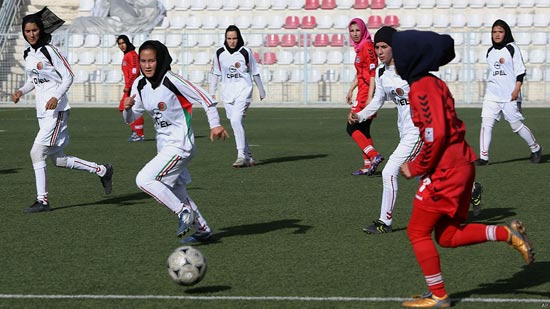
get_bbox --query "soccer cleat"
[470,181,483,216]
[246,157,256,167]
[363,219,392,234]
[505,220,535,265]
[351,168,370,176]
[474,158,489,166]
[99,164,114,195]
[366,154,384,175]
[24,200,51,213]
[402,293,450,308]
[176,208,195,238]
[529,146,543,164]
[180,231,213,244]
[128,132,144,142]
[232,157,247,168]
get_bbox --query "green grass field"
[0,107,549,308]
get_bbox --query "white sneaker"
[246,157,256,167]
[232,157,247,168]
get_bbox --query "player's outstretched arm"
[11,90,22,103]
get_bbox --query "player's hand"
[45,97,58,110]
[511,90,519,101]
[400,163,413,179]
[259,89,266,101]
[210,126,229,141]
[349,112,359,124]
[11,90,22,104]
[124,94,136,110]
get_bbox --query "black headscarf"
[117,35,135,54]
[22,7,65,50]
[393,30,455,84]
[224,25,245,54]
[374,26,397,47]
[491,19,515,50]
[139,40,172,89]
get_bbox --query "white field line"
[0,294,549,304]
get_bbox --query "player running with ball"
[123,40,229,243]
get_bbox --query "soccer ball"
[167,246,208,286]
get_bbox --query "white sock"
[515,124,540,152]
[479,125,493,160]
[66,156,100,174]
[33,161,48,204]
[379,162,399,226]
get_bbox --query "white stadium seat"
[224,0,239,10]
[207,0,223,10]
[337,0,354,9]
[202,15,218,29]
[517,13,534,27]
[247,33,264,47]
[535,0,550,6]
[101,34,116,48]
[434,0,451,8]
[450,51,461,64]
[111,50,122,65]
[271,69,289,82]
[343,49,355,64]
[261,69,272,82]
[170,18,186,30]
[515,32,531,45]
[69,33,84,47]
[174,0,191,10]
[311,50,327,65]
[197,34,216,47]
[458,69,475,82]
[150,33,166,44]
[467,14,483,28]
[317,15,334,29]
[84,34,101,47]
[528,67,543,81]
[186,15,202,29]
[255,0,272,10]
[333,15,350,29]
[419,0,435,8]
[533,14,549,27]
[341,68,355,82]
[403,0,419,8]
[417,14,433,28]
[529,49,545,63]
[532,32,548,45]
[544,68,550,81]
[166,33,183,47]
[278,51,294,65]
[79,50,95,65]
[239,0,255,10]
[272,0,288,9]
[190,0,207,10]
[194,51,211,65]
[182,34,198,47]
[400,15,416,28]
[179,51,194,65]
[469,0,486,8]
[89,70,105,83]
[219,15,234,29]
[294,51,310,64]
[159,0,175,10]
[73,70,89,83]
[450,32,464,45]
[252,15,268,29]
[289,69,303,83]
[486,0,502,7]
[80,0,94,11]
[267,15,285,29]
[287,0,304,9]
[327,50,344,64]
[155,17,170,30]
[385,0,403,8]
[105,70,123,83]
[68,50,78,65]
[452,0,467,8]
[95,49,111,65]
[450,14,466,27]
[433,15,449,28]
[236,15,252,29]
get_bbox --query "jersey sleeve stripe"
[50,46,74,76]
[169,72,216,106]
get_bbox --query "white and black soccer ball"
[167,246,207,286]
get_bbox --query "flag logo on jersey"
[499,57,505,64]
[396,88,404,96]
[37,62,43,70]
[158,102,167,111]
[235,62,241,68]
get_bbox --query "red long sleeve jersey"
[353,42,377,103]
[122,51,139,90]
[407,75,477,177]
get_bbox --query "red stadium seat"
[285,16,300,29]
[370,0,386,9]
[367,15,383,28]
[384,15,399,27]
[330,33,345,46]
[305,0,320,9]
[298,34,312,47]
[354,0,369,9]
[313,33,330,47]
[262,52,277,65]
[321,0,337,9]
[264,34,280,47]
[301,16,317,29]
[253,52,261,63]
[281,33,297,47]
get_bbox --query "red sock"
[351,131,379,159]
[130,116,144,137]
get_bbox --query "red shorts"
[412,163,475,222]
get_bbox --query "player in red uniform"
[346,18,383,176]
[393,30,535,308]
[117,35,144,142]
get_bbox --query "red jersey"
[407,75,477,218]
[121,50,139,91]
[354,41,377,104]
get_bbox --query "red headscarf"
[348,18,372,53]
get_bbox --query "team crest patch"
[425,127,434,142]
[37,62,43,70]
[396,88,404,96]
[499,57,505,64]
[235,62,241,68]
[158,102,167,111]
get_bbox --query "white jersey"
[484,42,526,102]
[210,46,260,103]
[358,64,418,137]
[124,71,221,152]
[19,44,73,118]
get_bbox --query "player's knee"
[346,123,356,136]
[30,144,47,164]
[509,121,524,133]
[135,170,153,189]
[481,117,495,129]
[53,156,68,168]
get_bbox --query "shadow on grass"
[52,192,151,210]
[192,219,312,245]
[255,154,327,166]
[451,261,550,303]
[184,285,231,294]
[466,207,518,224]
[0,168,22,174]
[482,153,547,166]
